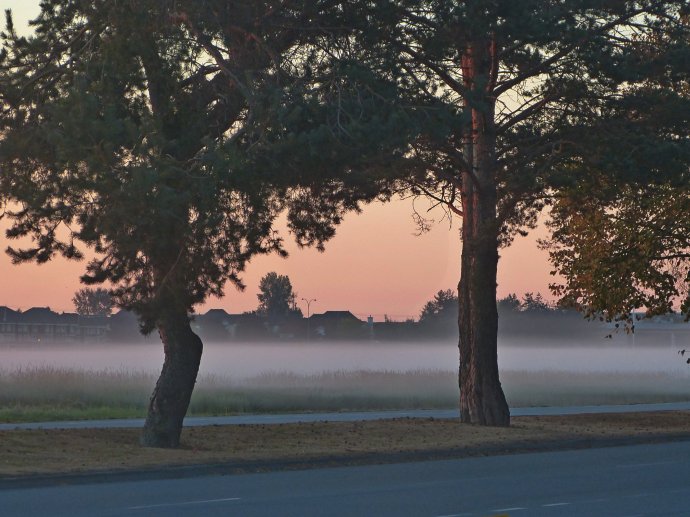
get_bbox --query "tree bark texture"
[141,309,203,448]
[458,38,510,426]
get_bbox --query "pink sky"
[0,199,556,319]
[0,2,558,319]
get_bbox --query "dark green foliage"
[498,292,553,313]
[0,2,270,330]
[324,1,689,244]
[0,1,411,332]
[334,1,689,304]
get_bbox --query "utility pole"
[302,297,316,341]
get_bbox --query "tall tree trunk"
[141,308,203,448]
[458,38,510,426]
[458,192,509,426]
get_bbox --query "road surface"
[3,440,690,516]
[2,402,690,430]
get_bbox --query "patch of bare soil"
[2,411,689,478]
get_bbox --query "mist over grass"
[2,336,688,422]
[3,338,688,379]
[1,365,689,423]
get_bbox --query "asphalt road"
[3,402,690,430]
[3,440,690,516]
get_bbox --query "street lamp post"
[302,297,316,341]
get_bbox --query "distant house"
[193,309,236,341]
[0,306,20,343]
[372,319,420,340]
[308,311,364,339]
[107,309,147,342]
[191,310,272,341]
[0,306,109,343]
[75,314,110,342]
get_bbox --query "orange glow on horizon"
[0,198,558,320]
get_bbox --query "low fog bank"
[3,314,688,418]
[1,338,689,379]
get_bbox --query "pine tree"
[333,0,689,425]
[419,289,458,322]
[0,1,401,447]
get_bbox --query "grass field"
[0,366,689,422]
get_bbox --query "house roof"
[309,311,361,322]
[0,306,19,323]
[225,313,261,323]
[199,309,232,323]
[4,307,108,326]
[21,307,64,324]
[203,308,231,316]
[110,309,139,321]
[75,314,109,326]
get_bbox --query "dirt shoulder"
[2,411,690,483]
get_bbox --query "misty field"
[1,365,689,423]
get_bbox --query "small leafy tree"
[72,288,113,317]
[256,272,303,323]
[547,184,690,323]
[544,10,690,323]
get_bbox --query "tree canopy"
[0,0,407,331]
[520,292,551,313]
[419,289,459,337]
[333,1,689,238]
[1,1,280,330]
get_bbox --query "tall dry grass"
[0,366,688,422]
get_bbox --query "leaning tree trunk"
[141,308,203,448]
[457,37,510,426]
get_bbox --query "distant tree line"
[418,289,582,337]
[498,292,551,313]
